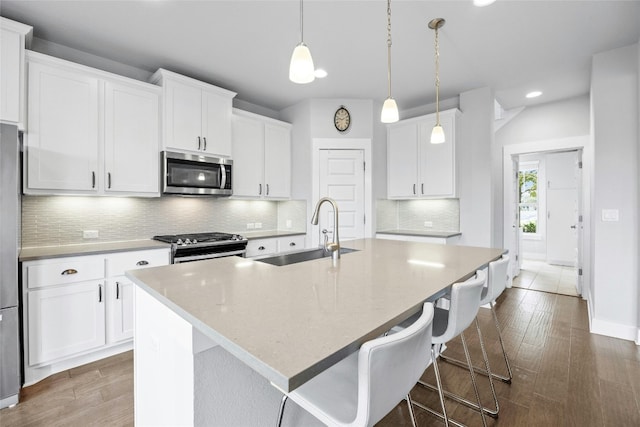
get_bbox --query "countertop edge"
[19,240,171,261]
[376,230,462,238]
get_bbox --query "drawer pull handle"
[289,242,296,246]
[61,269,78,275]
[136,260,149,266]
[258,246,265,250]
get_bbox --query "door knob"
[570,225,577,229]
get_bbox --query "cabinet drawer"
[105,249,170,277]
[277,235,306,253]
[245,238,277,258]
[24,256,104,289]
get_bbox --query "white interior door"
[505,156,521,281]
[318,149,365,244]
[546,151,579,267]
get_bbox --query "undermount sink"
[255,247,358,266]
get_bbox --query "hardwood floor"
[1,287,639,426]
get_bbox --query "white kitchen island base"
[134,286,322,426]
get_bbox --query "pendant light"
[380,0,399,123]
[429,18,446,144]
[289,0,315,84]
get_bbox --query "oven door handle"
[174,249,246,263]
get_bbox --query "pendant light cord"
[300,0,304,43]
[386,0,392,98]
[434,23,441,126]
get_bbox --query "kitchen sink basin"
[254,247,358,266]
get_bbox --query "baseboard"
[590,316,638,342]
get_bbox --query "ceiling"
[2,1,639,113]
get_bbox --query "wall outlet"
[254,222,262,229]
[83,230,99,239]
[286,219,292,229]
[423,221,433,228]
[247,223,255,230]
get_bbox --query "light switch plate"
[602,209,619,222]
[423,221,433,228]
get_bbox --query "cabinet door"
[387,123,419,198]
[245,238,277,258]
[419,114,455,197]
[104,81,160,194]
[201,90,232,157]
[264,123,291,199]
[0,28,21,124]
[28,281,105,365]
[26,61,99,191]
[164,79,202,152]
[231,115,264,197]
[106,278,134,343]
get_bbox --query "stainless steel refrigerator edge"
[0,123,21,408]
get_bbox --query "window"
[519,162,539,234]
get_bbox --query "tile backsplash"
[21,196,307,247]
[376,199,459,232]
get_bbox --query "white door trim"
[312,138,373,247]
[503,135,591,300]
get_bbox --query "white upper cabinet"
[232,109,291,199]
[0,17,32,129]
[151,69,235,157]
[387,108,459,199]
[104,81,160,194]
[24,52,161,196]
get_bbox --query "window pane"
[519,169,538,204]
[520,205,537,233]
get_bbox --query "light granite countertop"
[376,229,462,238]
[126,238,504,392]
[19,231,307,261]
[19,239,171,261]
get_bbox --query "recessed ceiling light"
[526,91,542,99]
[473,0,497,7]
[314,69,328,78]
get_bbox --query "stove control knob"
[192,239,198,244]
[184,238,192,245]
[176,239,184,245]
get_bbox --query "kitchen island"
[126,238,504,426]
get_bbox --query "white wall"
[590,43,639,341]
[494,95,590,248]
[458,87,494,247]
[637,40,640,345]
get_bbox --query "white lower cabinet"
[22,247,170,385]
[375,233,460,245]
[246,235,306,258]
[28,281,105,366]
[106,277,134,343]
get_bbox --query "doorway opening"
[503,136,590,300]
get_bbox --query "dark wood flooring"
[1,287,639,426]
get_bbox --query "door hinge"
[578,268,583,276]
[578,161,583,169]
[579,215,583,222]
[516,254,519,261]
[363,161,366,172]
[364,214,366,224]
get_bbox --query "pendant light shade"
[289,0,315,84]
[289,43,315,84]
[429,18,446,144]
[430,124,445,144]
[381,98,399,123]
[380,0,399,123]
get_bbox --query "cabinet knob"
[258,246,265,250]
[289,242,296,246]
[61,269,78,275]
[136,260,149,266]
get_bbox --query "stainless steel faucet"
[311,197,340,261]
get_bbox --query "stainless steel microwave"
[162,151,233,196]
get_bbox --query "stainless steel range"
[153,232,248,263]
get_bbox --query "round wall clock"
[334,106,351,132]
